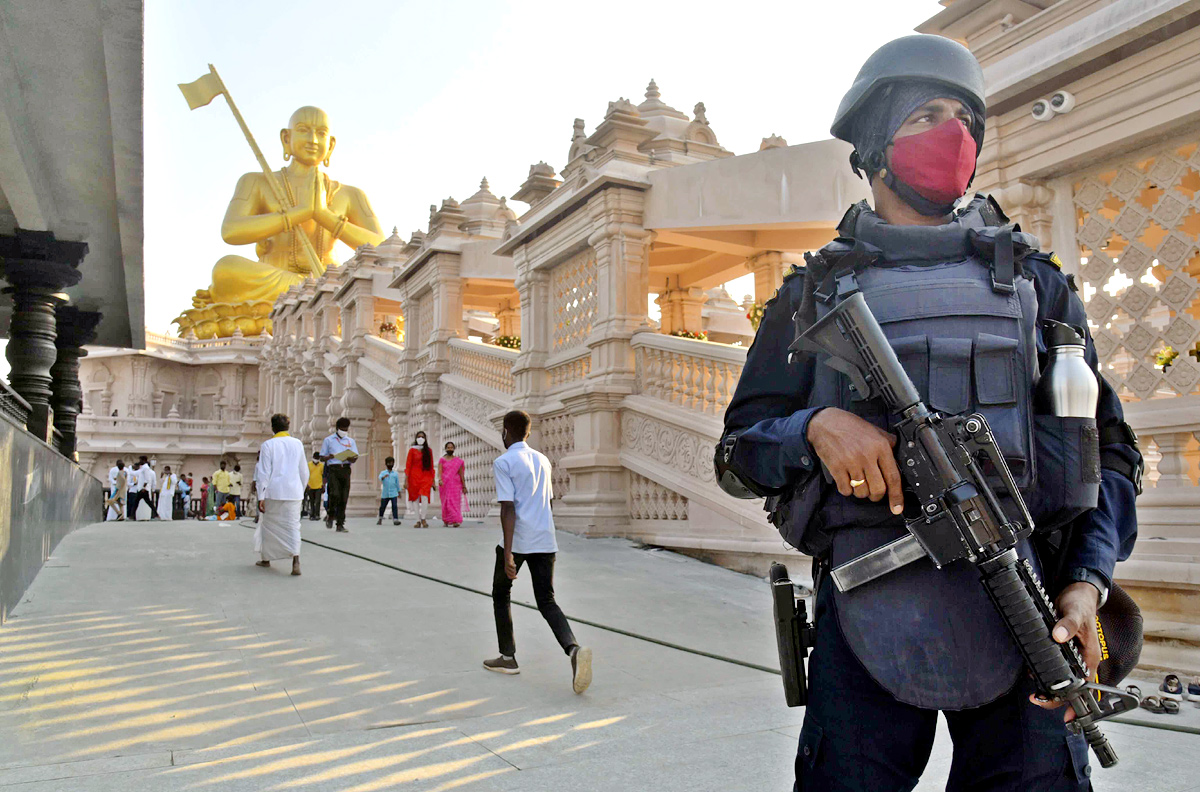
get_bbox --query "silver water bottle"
[1034,320,1098,417]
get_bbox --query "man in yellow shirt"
[305,452,324,522]
[212,460,232,511]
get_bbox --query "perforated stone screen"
[1072,138,1200,400]
[539,413,574,497]
[438,416,491,520]
[628,471,688,521]
[550,250,598,351]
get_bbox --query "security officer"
[716,35,1141,791]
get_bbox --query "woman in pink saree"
[438,441,467,527]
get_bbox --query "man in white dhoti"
[254,413,309,576]
[157,466,179,521]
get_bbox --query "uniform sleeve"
[722,274,821,493]
[319,436,332,458]
[1031,260,1138,587]
[494,458,515,503]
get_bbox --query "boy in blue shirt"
[377,456,401,526]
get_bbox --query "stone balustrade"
[364,334,404,370]
[77,415,237,436]
[1123,394,1200,541]
[447,338,517,395]
[631,332,746,417]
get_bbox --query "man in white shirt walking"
[484,410,591,694]
[254,414,309,576]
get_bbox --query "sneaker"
[483,656,520,675]
[336,526,348,533]
[392,520,401,526]
[570,646,592,694]
[376,517,382,525]
[325,518,333,530]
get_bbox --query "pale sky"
[143,0,936,335]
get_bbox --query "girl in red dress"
[405,431,436,528]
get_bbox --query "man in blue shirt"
[377,456,401,526]
[319,416,358,532]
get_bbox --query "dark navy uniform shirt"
[723,256,1138,588]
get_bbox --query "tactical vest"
[788,200,1046,709]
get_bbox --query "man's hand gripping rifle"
[797,292,1137,769]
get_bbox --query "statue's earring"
[283,148,291,162]
[323,153,331,167]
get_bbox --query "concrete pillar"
[654,276,706,335]
[745,251,787,305]
[51,305,102,459]
[0,230,86,442]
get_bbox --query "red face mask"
[888,119,977,205]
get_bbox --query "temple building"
[74,0,1200,671]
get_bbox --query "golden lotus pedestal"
[173,301,274,339]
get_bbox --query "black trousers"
[304,487,322,519]
[491,545,577,657]
[127,490,148,518]
[378,496,399,519]
[326,465,351,526]
[795,574,1091,792]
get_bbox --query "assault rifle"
[796,292,1138,768]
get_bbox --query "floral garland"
[747,302,765,331]
[1157,343,1200,371]
[379,321,398,335]
[670,329,708,341]
[1156,345,1179,370]
[493,335,521,350]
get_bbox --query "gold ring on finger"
[849,478,867,488]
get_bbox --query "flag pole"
[206,64,324,278]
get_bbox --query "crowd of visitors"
[98,409,590,693]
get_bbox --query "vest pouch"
[973,333,1033,484]
[928,337,971,415]
[1027,414,1100,532]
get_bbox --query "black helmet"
[831,35,986,143]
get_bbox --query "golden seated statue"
[175,106,384,338]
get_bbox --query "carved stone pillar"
[745,251,798,305]
[0,230,86,442]
[655,276,706,335]
[310,378,333,454]
[553,187,651,534]
[341,383,377,516]
[50,305,102,459]
[512,263,550,411]
[497,297,521,338]
[993,181,1055,249]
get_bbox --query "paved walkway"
[0,518,1195,791]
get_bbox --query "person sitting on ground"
[377,456,402,526]
[218,500,237,521]
[405,431,436,528]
